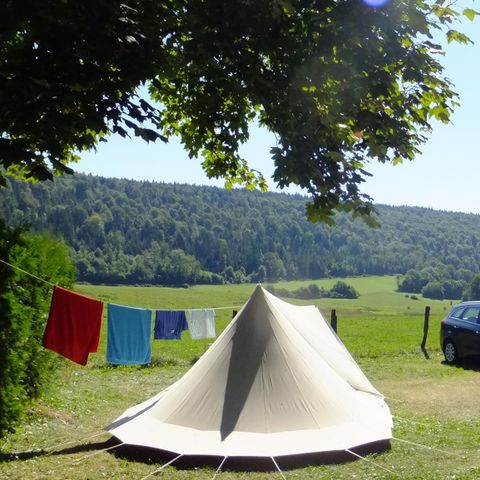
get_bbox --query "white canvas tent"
[107,285,392,459]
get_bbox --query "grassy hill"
[2,174,480,287]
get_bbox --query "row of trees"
[2,174,480,287]
[398,266,480,301]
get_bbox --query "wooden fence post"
[330,309,337,333]
[420,306,430,359]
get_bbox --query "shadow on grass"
[0,437,120,462]
[441,356,480,372]
[89,357,190,370]
[112,439,391,472]
[1,437,391,472]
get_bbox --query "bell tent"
[107,285,392,461]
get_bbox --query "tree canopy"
[0,0,477,222]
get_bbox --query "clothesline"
[189,305,242,311]
[0,257,242,311]
[0,257,56,287]
[2,256,242,365]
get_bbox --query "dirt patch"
[377,375,480,421]
[26,404,74,422]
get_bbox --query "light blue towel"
[107,303,152,365]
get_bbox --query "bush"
[266,282,357,300]
[292,284,325,299]
[421,281,444,300]
[0,222,75,436]
[442,279,464,300]
[327,281,359,299]
[265,285,292,298]
[462,275,480,301]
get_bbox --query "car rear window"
[459,306,480,323]
[450,307,465,319]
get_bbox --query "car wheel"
[443,340,458,364]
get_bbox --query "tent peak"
[252,283,266,297]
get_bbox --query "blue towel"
[107,303,152,365]
[154,310,188,339]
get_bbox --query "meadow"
[2,276,480,479]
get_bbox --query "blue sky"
[75,18,480,215]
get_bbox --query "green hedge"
[0,221,75,437]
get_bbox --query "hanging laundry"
[154,310,188,340]
[42,286,104,366]
[186,309,216,339]
[106,304,153,365]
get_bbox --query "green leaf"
[137,128,163,143]
[463,8,478,21]
[446,30,472,45]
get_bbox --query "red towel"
[42,286,104,365]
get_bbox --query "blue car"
[440,301,480,364]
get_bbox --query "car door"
[456,306,480,357]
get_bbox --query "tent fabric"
[107,285,392,457]
[42,286,103,365]
[106,303,153,365]
[154,310,188,339]
[186,309,216,339]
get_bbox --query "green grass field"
[2,276,480,480]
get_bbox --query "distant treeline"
[2,174,480,293]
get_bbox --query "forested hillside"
[1,174,480,289]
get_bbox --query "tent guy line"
[270,456,287,480]
[67,442,125,466]
[391,436,466,458]
[211,456,229,479]
[0,257,241,311]
[139,454,183,480]
[345,449,400,477]
[42,431,108,456]
[393,415,445,429]
[139,455,288,480]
